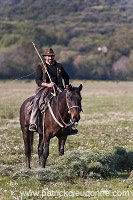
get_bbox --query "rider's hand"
[47,82,55,88]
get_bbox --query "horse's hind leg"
[22,127,34,169]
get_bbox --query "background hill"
[0,0,133,80]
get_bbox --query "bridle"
[47,90,82,128]
[65,90,81,114]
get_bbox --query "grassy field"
[0,80,133,200]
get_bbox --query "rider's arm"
[60,65,69,89]
[35,65,43,86]
[36,65,54,88]
[41,82,55,88]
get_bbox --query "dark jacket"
[35,60,69,93]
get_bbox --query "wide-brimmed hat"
[42,48,56,56]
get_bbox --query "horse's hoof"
[26,166,31,169]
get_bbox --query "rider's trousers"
[29,90,43,126]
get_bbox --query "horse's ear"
[79,84,83,91]
[68,84,72,91]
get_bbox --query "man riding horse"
[29,48,78,135]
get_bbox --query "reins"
[47,90,81,128]
[47,101,65,128]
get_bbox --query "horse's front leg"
[58,134,67,156]
[38,134,50,168]
[38,133,43,166]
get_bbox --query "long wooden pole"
[32,42,56,96]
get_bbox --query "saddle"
[26,98,34,114]
[26,86,62,114]
[26,88,53,114]
[39,88,54,113]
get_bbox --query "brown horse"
[20,84,82,168]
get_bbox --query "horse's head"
[66,84,83,123]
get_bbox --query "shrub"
[11,149,133,183]
[52,152,88,181]
[0,165,14,177]
[12,168,59,183]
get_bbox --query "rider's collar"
[46,61,54,65]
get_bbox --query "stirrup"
[29,124,37,132]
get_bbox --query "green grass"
[0,80,133,200]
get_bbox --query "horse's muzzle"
[71,115,80,123]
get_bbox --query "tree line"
[0,0,133,80]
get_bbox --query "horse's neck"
[56,91,68,115]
